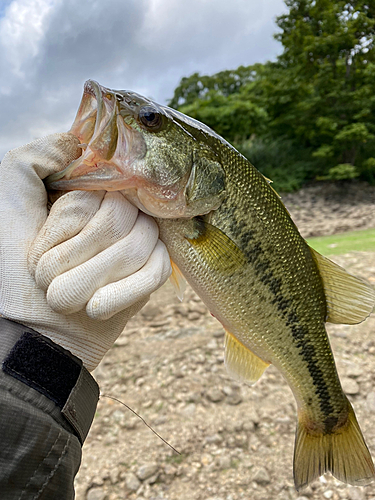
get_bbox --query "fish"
[46,80,375,490]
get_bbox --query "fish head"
[46,80,226,218]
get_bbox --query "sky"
[0,0,286,159]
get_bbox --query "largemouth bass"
[46,80,375,490]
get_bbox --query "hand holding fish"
[0,133,171,371]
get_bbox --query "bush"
[318,164,359,181]
[237,137,320,192]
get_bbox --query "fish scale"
[157,152,343,425]
[46,79,375,490]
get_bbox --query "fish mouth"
[45,80,142,191]
[45,80,191,218]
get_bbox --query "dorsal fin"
[224,330,270,385]
[310,247,375,325]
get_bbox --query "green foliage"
[179,91,267,143]
[318,163,360,180]
[169,0,375,190]
[238,137,321,192]
[168,67,259,108]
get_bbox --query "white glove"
[0,133,171,371]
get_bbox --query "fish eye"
[139,106,163,131]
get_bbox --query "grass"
[307,228,375,256]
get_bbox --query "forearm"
[0,318,99,499]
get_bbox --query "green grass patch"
[307,228,375,256]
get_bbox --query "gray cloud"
[0,0,285,159]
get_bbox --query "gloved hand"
[0,133,171,371]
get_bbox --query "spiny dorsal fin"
[169,260,186,301]
[310,247,375,325]
[224,330,270,385]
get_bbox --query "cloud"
[0,0,285,159]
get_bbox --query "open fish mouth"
[45,80,225,218]
[45,80,141,191]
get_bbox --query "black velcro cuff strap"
[2,330,99,444]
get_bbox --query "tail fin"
[294,401,375,490]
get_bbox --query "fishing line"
[100,394,181,455]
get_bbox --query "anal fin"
[169,260,186,301]
[224,330,270,385]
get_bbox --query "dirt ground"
[75,181,375,500]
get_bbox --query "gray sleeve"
[0,318,100,500]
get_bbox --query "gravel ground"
[75,181,375,500]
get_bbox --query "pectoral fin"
[224,330,270,385]
[310,247,375,324]
[185,218,246,274]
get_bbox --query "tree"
[271,0,375,179]
[169,1,375,188]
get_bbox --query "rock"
[188,311,201,321]
[347,487,365,500]
[345,362,362,378]
[124,472,141,491]
[205,433,223,444]
[207,339,218,350]
[296,497,310,500]
[217,455,231,470]
[109,467,119,485]
[222,386,233,396]
[252,467,271,485]
[213,329,224,338]
[366,391,375,412]
[136,463,159,481]
[164,464,177,476]
[226,392,242,405]
[278,493,291,500]
[145,472,159,484]
[323,490,333,499]
[206,388,224,402]
[181,403,196,416]
[86,488,108,500]
[341,377,359,395]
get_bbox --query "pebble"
[347,487,365,500]
[86,488,107,500]
[137,463,159,481]
[206,388,224,402]
[296,496,310,500]
[213,329,224,338]
[109,467,119,485]
[323,490,333,499]
[341,377,359,395]
[366,391,375,412]
[345,362,362,378]
[164,464,177,476]
[181,403,196,416]
[252,467,271,485]
[207,339,218,350]
[226,392,242,405]
[125,473,141,491]
[205,433,223,444]
[188,311,201,321]
[217,455,231,470]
